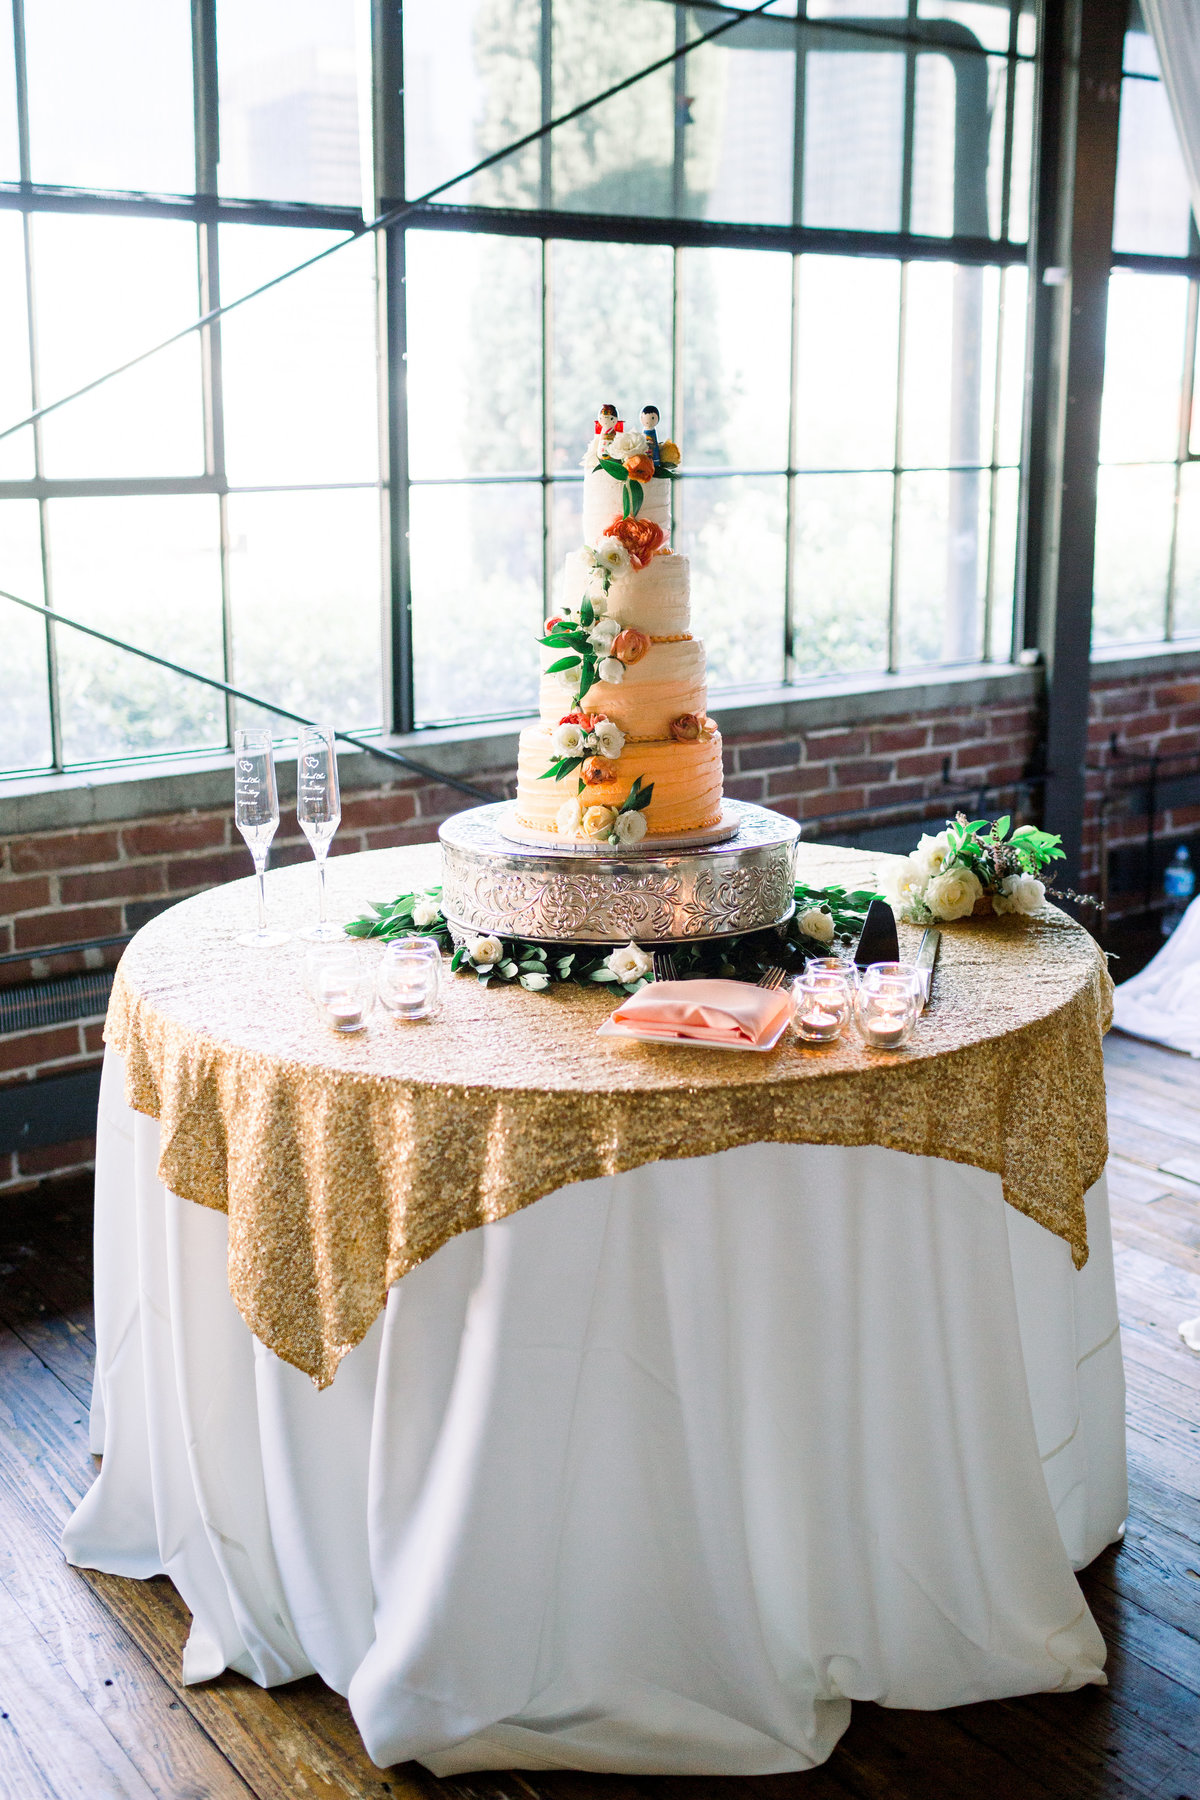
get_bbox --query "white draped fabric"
[64,1050,1127,1776]
[1111,895,1200,1057]
[1142,0,1200,225]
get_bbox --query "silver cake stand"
[438,800,801,945]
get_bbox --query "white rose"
[551,721,586,756]
[468,935,504,966]
[519,970,551,991]
[994,872,1046,915]
[607,941,652,983]
[798,906,835,943]
[555,797,583,836]
[553,664,578,689]
[588,617,620,649]
[593,538,631,574]
[613,809,647,845]
[580,440,601,471]
[598,657,626,685]
[606,431,649,461]
[411,898,441,928]
[880,855,927,913]
[581,804,616,840]
[912,830,950,880]
[594,719,625,759]
[924,865,983,921]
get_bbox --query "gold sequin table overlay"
[104,840,1113,1388]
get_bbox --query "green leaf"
[546,655,582,674]
[539,755,584,782]
[577,661,596,700]
[589,969,619,982]
[580,596,594,628]
[450,946,468,973]
[628,778,654,812]
[622,483,631,520]
[598,456,627,480]
[499,961,519,979]
[993,814,1011,840]
[628,479,643,519]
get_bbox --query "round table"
[64,841,1127,1776]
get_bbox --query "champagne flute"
[234,728,289,948]
[296,724,343,942]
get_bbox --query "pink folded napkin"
[610,978,792,1046]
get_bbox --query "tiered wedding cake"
[513,405,723,846]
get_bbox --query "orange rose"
[658,440,681,465]
[581,756,615,786]
[670,713,702,741]
[624,454,655,483]
[602,515,665,570]
[612,627,651,666]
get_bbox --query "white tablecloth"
[64,1048,1127,1776]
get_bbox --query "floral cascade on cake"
[513,403,722,844]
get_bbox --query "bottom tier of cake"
[514,727,724,838]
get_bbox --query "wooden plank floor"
[0,1034,1197,1800]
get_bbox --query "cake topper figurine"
[595,404,622,449]
[640,404,660,467]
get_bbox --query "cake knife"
[914,928,941,1011]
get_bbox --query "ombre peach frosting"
[514,407,723,845]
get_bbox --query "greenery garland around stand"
[345,882,883,994]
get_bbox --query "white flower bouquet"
[882,813,1065,923]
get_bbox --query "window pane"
[1092,464,1174,647]
[0,214,34,479]
[917,2,1015,54]
[1006,58,1034,243]
[48,497,226,763]
[986,464,1019,662]
[791,471,893,675]
[550,241,673,472]
[404,0,541,208]
[411,483,542,724]
[0,503,51,773]
[406,232,542,480]
[220,225,378,485]
[909,53,956,239]
[25,0,193,192]
[681,248,791,470]
[794,256,899,470]
[551,0,674,216]
[227,490,382,734]
[33,216,205,478]
[1099,271,1188,465]
[901,262,994,469]
[802,44,905,232]
[995,264,1027,467]
[1113,75,1192,258]
[687,19,795,226]
[0,11,18,182]
[678,476,786,689]
[896,468,985,665]
[1171,464,1200,640]
[217,0,362,207]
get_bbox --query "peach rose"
[581,756,615,786]
[669,713,701,741]
[698,715,718,741]
[612,627,651,666]
[623,454,655,483]
[658,440,681,465]
[602,515,665,570]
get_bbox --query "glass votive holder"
[805,955,860,987]
[853,979,919,1050]
[306,945,375,1032]
[859,961,921,995]
[377,936,443,1022]
[792,972,852,1043]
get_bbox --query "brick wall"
[2,664,1187,1194]
[1083,666,1200,915]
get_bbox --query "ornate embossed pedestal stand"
[439,800,800,945]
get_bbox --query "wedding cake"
[513,405,723,847]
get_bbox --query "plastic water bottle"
[1162,845,1195,936]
